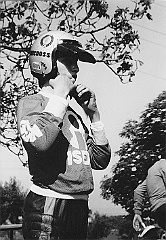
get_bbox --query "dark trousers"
[153,203,166,230]
[22,191,89,240]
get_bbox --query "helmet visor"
[57,39,96,64]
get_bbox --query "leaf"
[146,12,153,20]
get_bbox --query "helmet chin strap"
[49,60,58,79]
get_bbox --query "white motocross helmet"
[29,30,96,80]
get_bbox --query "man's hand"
[73,84,100,122]
[49,74,74,99]
[133,214,146,231]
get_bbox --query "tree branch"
[0,45,30,53]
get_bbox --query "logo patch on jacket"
[62,111,90,166]
[20,120,43,142]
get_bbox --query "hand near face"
[49,74,74,99]
[73,84,100,122]
[49,59,78,99]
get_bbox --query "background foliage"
[0,177,27,225]
[100,91,166,215]
[87,212,136,239]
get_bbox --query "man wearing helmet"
[17,30,111,240]
[133,158,166,233]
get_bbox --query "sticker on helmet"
[40,35,54,48]
[32,62,41,70]
[41,62,47,70]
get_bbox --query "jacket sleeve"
[134,179,147,215]
[86,127,111,170]
[17,94,68,151]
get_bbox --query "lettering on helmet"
[30,50,50,58]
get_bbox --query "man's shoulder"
[18,93,48,106]
[19,93,43,102]
[148,159,166,175]
[159,159,166,170]
[17,93,48,115]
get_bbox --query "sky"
[0,0,166,216]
